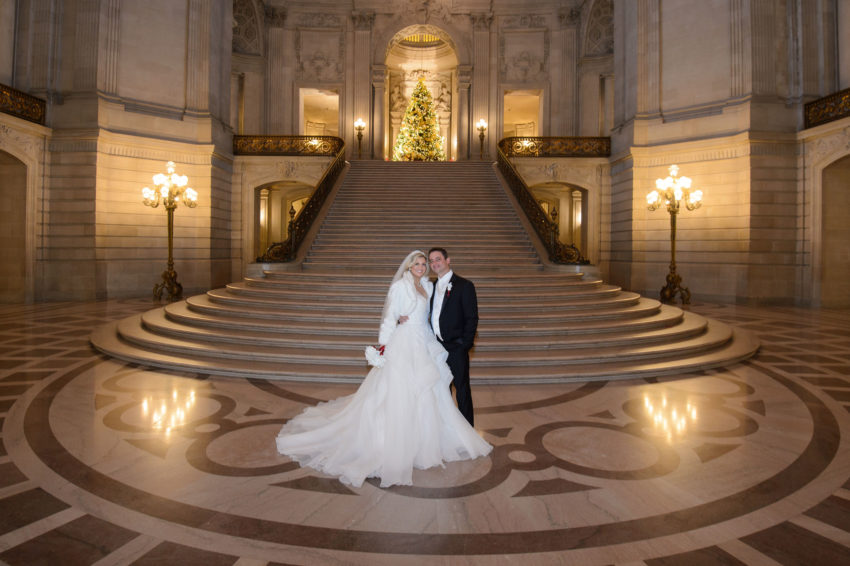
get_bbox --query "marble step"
[229,280,621,303]
[121,311,725,366]
[241,276,603,294]
[143,306,706,351]
[258,271,588,284]
[91,319,757,384]
[162,299,683,337]
[183,294,659,325]
[204,287,638,314]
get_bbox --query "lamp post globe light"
[646,164,703,305]
[141,161,198,301]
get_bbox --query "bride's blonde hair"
[403,251,430,277]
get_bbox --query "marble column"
[457,65,472,160]
[98,0,120,96]
[636,0,660,119]
[73,0,98,91]
[352,12,374,159]
[371,65,387,159]
[471,13,491,159]
[729,0,751,98]
[185,0,211,116]
[265,7,287,133]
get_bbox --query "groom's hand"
[397,315,409,324]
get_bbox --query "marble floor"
[0,299,848,565]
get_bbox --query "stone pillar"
[371,65,387,159]
[73,0,98,91]
[729,0,752,98]
[98,0,120,96]
[352,12,373,159]
[457,65,472,160]
[555,8,580,136]
[265,6,287,133]
[185,0,211,116]
[471,13,491,159]
[636,0,660,118]
[839,0,850,89]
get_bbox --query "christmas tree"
[392,78,446,161]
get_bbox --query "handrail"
[499,136,610,158]
[496,140,591,264]
[234,135,344,156]
[255,138,346,262]
[0,83,46,124]
[804,87,850,129]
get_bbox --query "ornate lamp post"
[476,118,487,160]
[354,118,366,159]
[142,161,198,301]
[646,164,703,305]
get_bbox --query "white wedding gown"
[276,275,492,488]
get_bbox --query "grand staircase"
[91,161,759,383]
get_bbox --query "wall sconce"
[646,164,703,304]
[354,118,366,159]
[142,161,198,301]
[476,118,487,160]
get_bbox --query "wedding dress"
[276,252,492,488]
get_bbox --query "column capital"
[470,13,493,31]
[352,11,375,31]
[371,64,388,85]
[264,6,286,28]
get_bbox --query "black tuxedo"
[430,273,478,426]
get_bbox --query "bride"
[276,250,492,487]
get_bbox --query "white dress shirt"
[431,270,453,340]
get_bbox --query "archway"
[821,154,850,307]
[529,182,588,253]
[385,26,458,160]
[0,151,27,302]
[254,182,313,259]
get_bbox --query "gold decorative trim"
[804,87,850,129]
[496,143,590,265]
[234,135,344,156]
[499,136,611,158]
[0,83,46,125]
[257,142,346,262]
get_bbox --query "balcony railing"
[496,137,597,265]
[499,136,610,158]
[234,135,344,156]
[253,136,346,262]
[0,83,46,125]
[804,87,850,129]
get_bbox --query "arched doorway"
[529,182,588,254]
[0,151,27,302]
[385,26,458,160]
[820,154,850,307]
[254,182,312,259]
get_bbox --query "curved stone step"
[163,299,682,337]
[121,311,724,366]
[90,319,757,384]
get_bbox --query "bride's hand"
[398,315,409,324]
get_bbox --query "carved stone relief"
[296,29,344,82]
[401,0,451,24]
[232,0,261,55]
[584,0,614,56]
[500,29,548,82]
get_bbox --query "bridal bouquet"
[365,345,385,367]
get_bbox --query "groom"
[428,247,479,426]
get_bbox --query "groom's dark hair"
[428,247,449,259]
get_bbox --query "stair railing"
[496,136,611,264]
[234,135,346,262]
[804,86,850,129]
[0,83,46,124]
